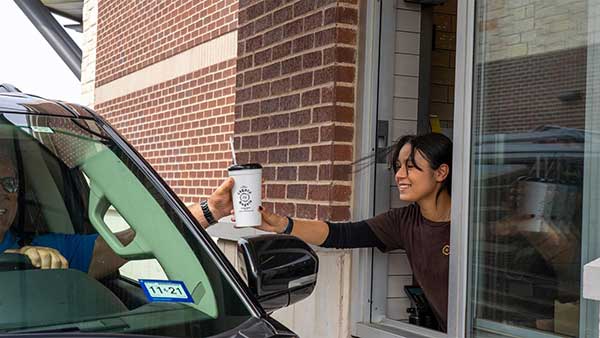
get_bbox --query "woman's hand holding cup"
[231,206,288,233]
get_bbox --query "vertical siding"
[384,0,422,321]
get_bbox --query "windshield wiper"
[11,318,130,334]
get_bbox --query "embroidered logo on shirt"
[442,244,450,256]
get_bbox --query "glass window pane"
[468,1,599,337]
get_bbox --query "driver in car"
[0,149,235,279]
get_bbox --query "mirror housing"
[237,234,318,313]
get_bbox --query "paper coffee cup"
[228,163,262,227]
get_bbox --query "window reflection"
[469,1,596,337]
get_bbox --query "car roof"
[0,91,95,119]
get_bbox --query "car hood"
[0,317,297,338]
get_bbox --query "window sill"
[355,322,445,338]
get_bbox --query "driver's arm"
[87,229,134,279]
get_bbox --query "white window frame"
[351,0,475,337]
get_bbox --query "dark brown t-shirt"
[366,203,450,332]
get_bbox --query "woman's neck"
[417,190,452,222]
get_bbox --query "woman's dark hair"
[389,133,453,197]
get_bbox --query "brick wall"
[234,0,359,221]
[96,0,238,86]
[477,0,587,62]
[94,0,238,203]
[474,46,587,134]
[95,59,237,202]
[431,0,456,127]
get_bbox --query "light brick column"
[81,0,98,108]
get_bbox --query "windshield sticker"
[139,279,194,303]
[30,126,54,134]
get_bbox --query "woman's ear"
[435,164,450,182]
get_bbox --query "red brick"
[273,41,292,60]
[337,28,357,45]
[304,11,323,31]
[315,27,336,47]
[271,78,291,95]
[321,86,334,103]
[321,125,354,142]
[292,71,314,90]
[238,55,254,71]
[333,144,353,160]
[302,51,322,68]
[289,147,310,162]
[255,14,273,33]
[246,35,264,52]
[260,132,278,147]
[316,0,337,8]
[264,27,283,46]
[278,130,299,145]
[277,166,297,180]
[336,65,355,83]
[283,18,303,38]
[309,184,330,201]
[301,89,321,106]
[297,204,317,219]
[239,22,255,40]
[287,184,307,199]
[265,0,284,12]
[260,97,280,114]
[263,166,276,180]
[268,149,288,163]
[255,48,272,66]
[324,46,356,64]
[273,5,293,25]
[332,185,352,201]
[336,86,354,102]
[300,127,319,143]
[318,205,350,221]
[251,116,269,132]
[324,6,358,25]
[246,2,265,21]
[262,62,281,80]
[314,66,335,85]
[282,55,302,75]
[299,165,318,180]
[275,202,296,216]
[267,184,286,199]
[244,69,262,85]
[251,150,268,163]
[270,113,290,129]
[235,120,251,133]
[292,34,315,53]
[311,144,331,161]
[290,109,311,126]
[280,94,300,110]
[242,135,259,149]
[294,0,316,17]
[252,83,270,99]
[243,102,260,117]
[237,87,252,103]
[236,73,244,87]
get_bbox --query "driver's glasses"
[0,177,18,193]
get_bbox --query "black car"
[0,84,318,338]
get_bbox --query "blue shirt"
[0,231,99,272]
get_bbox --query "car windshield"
[0,113,252,336]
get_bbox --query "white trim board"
[95,31,237,105]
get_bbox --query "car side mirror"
[237,234,318,313]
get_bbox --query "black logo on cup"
[237,186,253,209]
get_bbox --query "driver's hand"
[207,177,235,220]
[18,246,69,269]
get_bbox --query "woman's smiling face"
[394,143,439,202]
[0,160,17,235]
